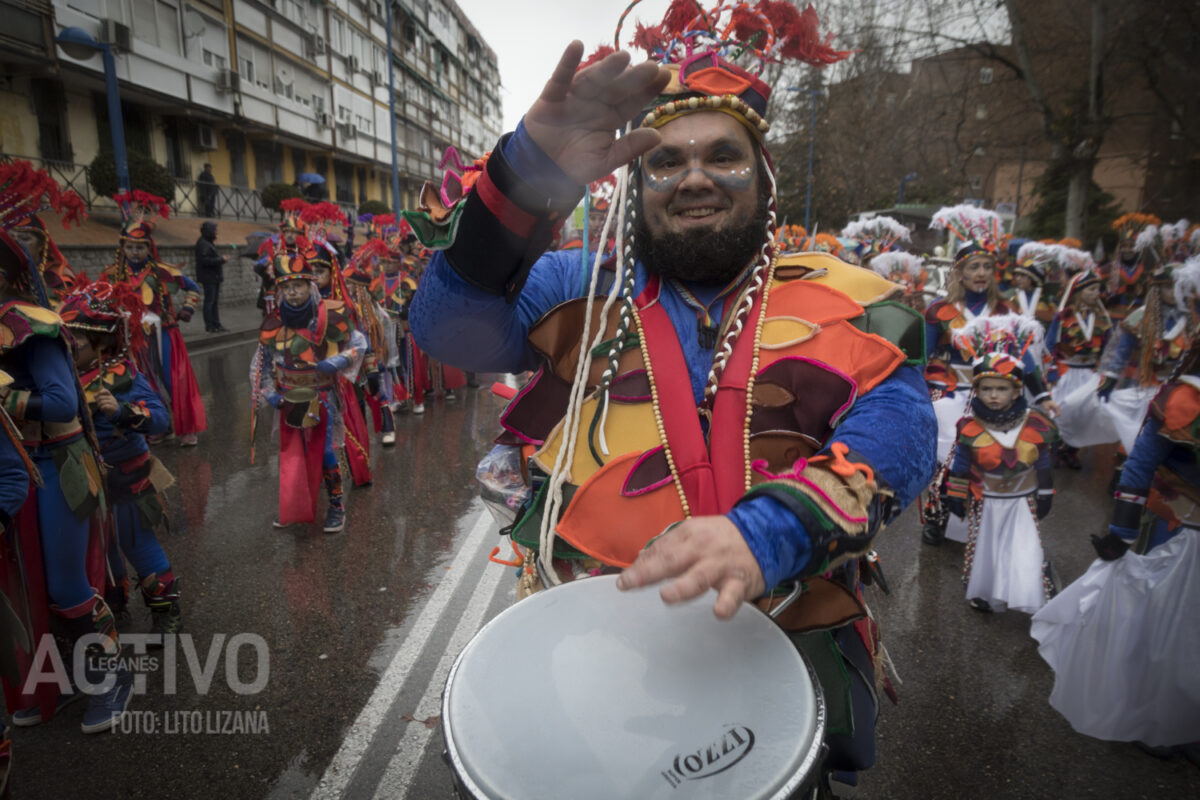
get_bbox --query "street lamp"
[786,88,824,233]
[898,172,918,203]
[56,26,130,193]
[384,2,401,213]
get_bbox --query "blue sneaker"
[10,688,85,727]
[79,667,133,734]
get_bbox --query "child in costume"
[1104,213,1160,323]
[251,253,366,533]
[1048,268,1115,467]
[371,233,430,414]
[254,205,310,316]
[1008,242,1058,324]
[1031,261,1198,748]
[101,191,206,447]
[60,280,181,640]
[0,164,130,733]
[8,212,78,305]
[344,241,399,444]
[942,315,1058,613]
[869,252,928,312]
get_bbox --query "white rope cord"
[536,154,631,586]
[703,154,778,402]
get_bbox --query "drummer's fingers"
[712,577,748,620]
[658,558,724,604]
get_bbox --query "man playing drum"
[410,2,936,791]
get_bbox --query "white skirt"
[1105,385,1158,454]
[1054,369,1118,448]
[964,494,1047,614]
[1030,528,1200,747]
[933,392,969,463]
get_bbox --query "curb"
[185,328,259,351]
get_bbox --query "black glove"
[178,307,194,323]
[942,495,966,519]
[1036,495,1052,520]
[1091,532,1130,561]
[1097,375,1117,401]
[366,372,381,396]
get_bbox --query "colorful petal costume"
[408,1,933,785]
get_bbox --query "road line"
[371,551,510,800]
[310,509,494,800]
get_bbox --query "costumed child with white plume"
[942,313,1059,614]
[1031,254,1200,753]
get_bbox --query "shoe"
[322,505,345,533]
[273,517,288,529]
[445,389,457,401]
[147,599,182,645]
[412,402,425,414]
[216,325,229,332]
[11,688,86,727]
[381,431,396,446]
[969,597,993,613]
[921,520,945,546]
[178,434,198,447]
[206,326,217,333]
[80,666,133,734]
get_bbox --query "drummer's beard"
[632,177,771,286]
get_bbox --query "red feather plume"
[279,197,310,214]
[632,22,669,54]
[662,0,704,37]
[0,159,89,229]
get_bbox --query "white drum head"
[443,575,824,799]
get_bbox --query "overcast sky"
[453,0,676,131]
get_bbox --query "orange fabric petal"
[765,280,863,327]
[759,320,905,395]
[557,451,685,568]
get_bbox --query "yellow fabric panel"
[776,252,902,306]
[533,397,662,485]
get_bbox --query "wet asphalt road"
[8,337,1200,799]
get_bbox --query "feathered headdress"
[299,202,347,248]
[1112,212,1160,242]
[1174,255,1200,311]
[930,204,1003,263]
[1160,218,1191,263]
[115,190,169,239]
[774,223,807,252]
[58,276,147,359]
[0,160,87,233]
[952,313,1045,387]
[803,231,843,256]
[841,215,910,261]
[870,252,925,281]
[279,197,310,234]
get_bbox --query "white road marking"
[310,509,494,800]
[372,548,510,800]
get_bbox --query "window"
[203,49,226,69]
[338,105,352,122]
[312,94,325,113]
[968,174,983,192]
[241,57,256,86]
[979,66,993,84]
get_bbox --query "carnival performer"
[1105,213,1160,322]
[1031,261,1199,750]
[1008,242,1058,324]
[0,418,31,796]
[868,252,928,312]
[921,205,1054,545]
[942,315,1058,614]
[302,205,374,488]
[251,253,366,533]
[345,240,400,444]
[1048,268,1114,467]
[59,280,182,640]
[255,204,310,316]
[0,165,131,734]
[408,4,936,790]
[8,211,80,305]
[372,231,429,414]
[840,215,911,271]
[101,192,206,446]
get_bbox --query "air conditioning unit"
[306,33,326,58]
[347,55,360,73]
[193,124,218,150]
[101,19,132,52]
[373,70,385,85]
[216,69,240,93]
[337,122,357,140]
[316,111,330,127]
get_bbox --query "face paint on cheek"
[703,166,754,191]
[644,171,683,193]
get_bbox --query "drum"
[281,387,320,429]
[442,575,825,799]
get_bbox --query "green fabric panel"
[851,301,926,365]
[509,480,589,559]
[51,438,102,521]
[788,628,854,737]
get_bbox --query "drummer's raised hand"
[617,516,766,620]
[524,41,671,187]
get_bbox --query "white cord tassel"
[537,153,631,586]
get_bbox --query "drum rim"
[441,576,828,800]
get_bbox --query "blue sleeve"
[727,366,937,590]
[1108,328,1137,375]
[410,249,584,373]
[1117,417,1170,492]
[822,365,938,508]
[1046,315,1062,350]
[503,119,582,203]
[925,320,941,360]
[176,271,201,293]
[949,430,971,476]
[0,436,29,519]
[121,374,171,436]
[27,337,79,422]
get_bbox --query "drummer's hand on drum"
[617,515,766,620]
[523,41,671,186]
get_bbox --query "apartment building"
[0,0,503,214]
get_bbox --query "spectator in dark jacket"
[194,221,227,332]
[197,163,218,218]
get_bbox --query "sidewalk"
[180,300,264,348]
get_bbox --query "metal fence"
[3,154,359,224]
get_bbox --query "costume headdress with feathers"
[930,204,1003,264]
[841,215,910,262]
[952,313,1044,387]
[58,277,147,361]
[0,160,87,305]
